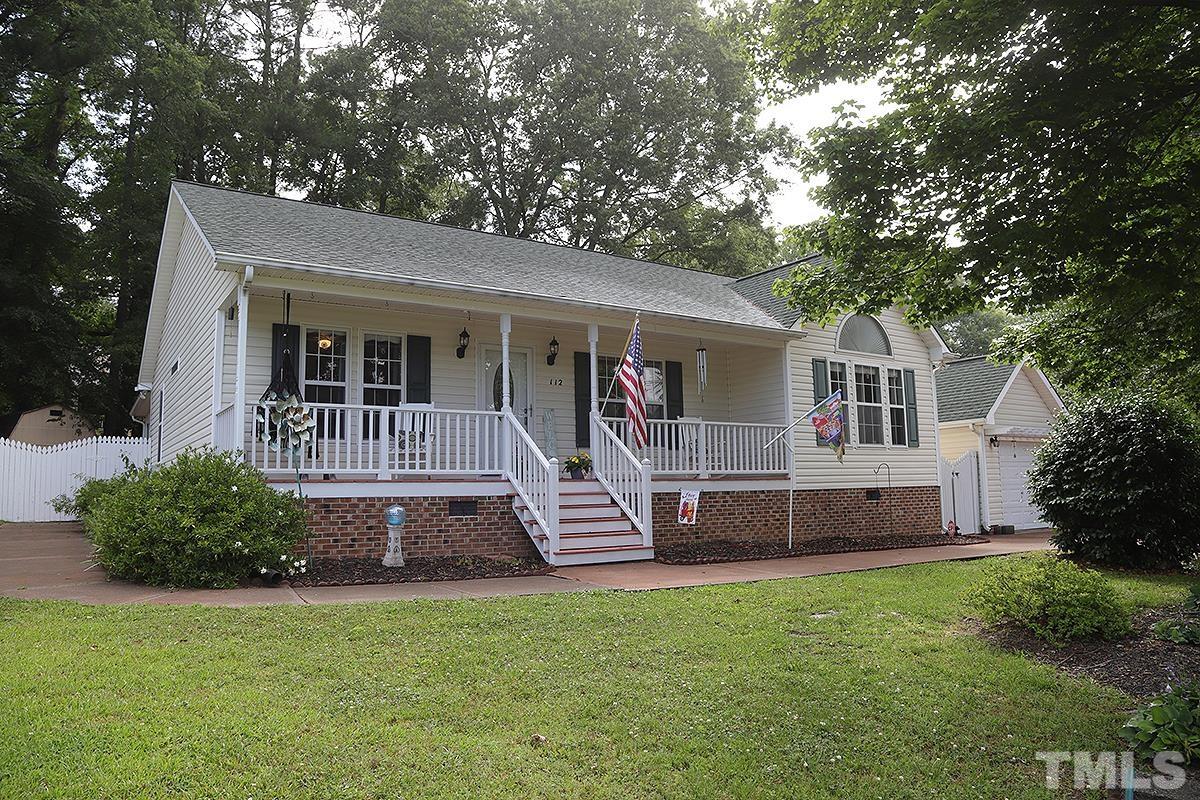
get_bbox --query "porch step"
[511,481,654,566]
[551,544,656,566]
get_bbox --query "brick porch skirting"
[301,495,539,560]
[651,486,942,550]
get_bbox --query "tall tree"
[379,0,792,275]
[761,2,1200,403]
[0,1,120,425]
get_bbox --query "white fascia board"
[983,363,1024,425]
[213,252,804,342]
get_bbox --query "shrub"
[1121,684,1200,765]
[83,449,307,588]
[967,555,1131,643]
[1029,395,1200,568]
[51,457,147,519]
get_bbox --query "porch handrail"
[504,409,559,554]
[213,402,239,452]
[601,416,789,477]
[244,401,505,477]
[590,411,652,547]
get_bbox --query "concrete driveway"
[0,522,1053,606]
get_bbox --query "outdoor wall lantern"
[456,327,470,359]
[989,436,999,448]
[383,504,406,567]
[546,337,559,366]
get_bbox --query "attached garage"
[935,357,1064,533]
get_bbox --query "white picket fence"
[0,436,149,522]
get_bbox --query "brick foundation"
[651,486,941,549]
[301,495,538,559]
[300,485,941,560]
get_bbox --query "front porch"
[209,284,795,564]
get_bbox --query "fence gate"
[939,450,981,535]
[0,436,149,522]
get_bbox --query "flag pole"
[763,392,839,449]
[599,313,640,413]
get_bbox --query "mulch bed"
[654,533,990,565]
[288,555,553,587]
[976,606,1200,698]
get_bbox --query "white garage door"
[998,440,1043,530]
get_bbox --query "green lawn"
[0,558,1188,799]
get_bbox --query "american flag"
[618,319,649,448]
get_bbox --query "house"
[6,404,95,446]
[935,357,1064,532]
[136,182,951,565]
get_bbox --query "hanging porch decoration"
[258,293,317,560]
[696,341,708,401]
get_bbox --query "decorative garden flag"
[677,489,700,525]
[807,390,846,462]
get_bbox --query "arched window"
[837,315,892,356]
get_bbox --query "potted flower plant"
[563,452,592,480]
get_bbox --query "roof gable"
[171,181,783,331]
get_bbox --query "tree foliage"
[937,306,1017,358]
[2,0,789,430]
[761,2,1200,406]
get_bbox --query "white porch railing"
[505,409,559,554]
[245,402,505,477]
[601,417,790,477]
[591,412,652,547]
[213,403,238,451]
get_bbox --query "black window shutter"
[271,323,300,386]
[903,368,920,447]
[664,360,685,449]
[812,359,829,444]
[665,361,684,419]
[573,352,591,448]
[406,335,432,403]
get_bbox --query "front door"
[479,346,534,428]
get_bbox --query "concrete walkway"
[0,522,1053,606]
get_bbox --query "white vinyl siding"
[150,216,237,461]
[993,369,1059,428]
[242,295,779,462]
[789,307,940,489]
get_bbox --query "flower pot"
[569,467,584,480]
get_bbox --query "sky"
[760,81,887,229]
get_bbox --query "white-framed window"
[302,327,348,404]
[362,332,404,406]
[854,364,885,445]
[888,368,908,446]
[822,358,915,448]
[598,355,666,419]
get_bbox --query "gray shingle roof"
[172,181,784,330]
[935,357,1018,422]
[729,253,830,328]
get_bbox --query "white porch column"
[233,277,250,451]
[500,313,512,411]
[588,323,599,414]
[210,309,225,446]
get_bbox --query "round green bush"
[83,449,307,588]
[967,554,1131,643]
[1029,395,1200,568]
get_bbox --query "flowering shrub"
[78,448,307,588]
